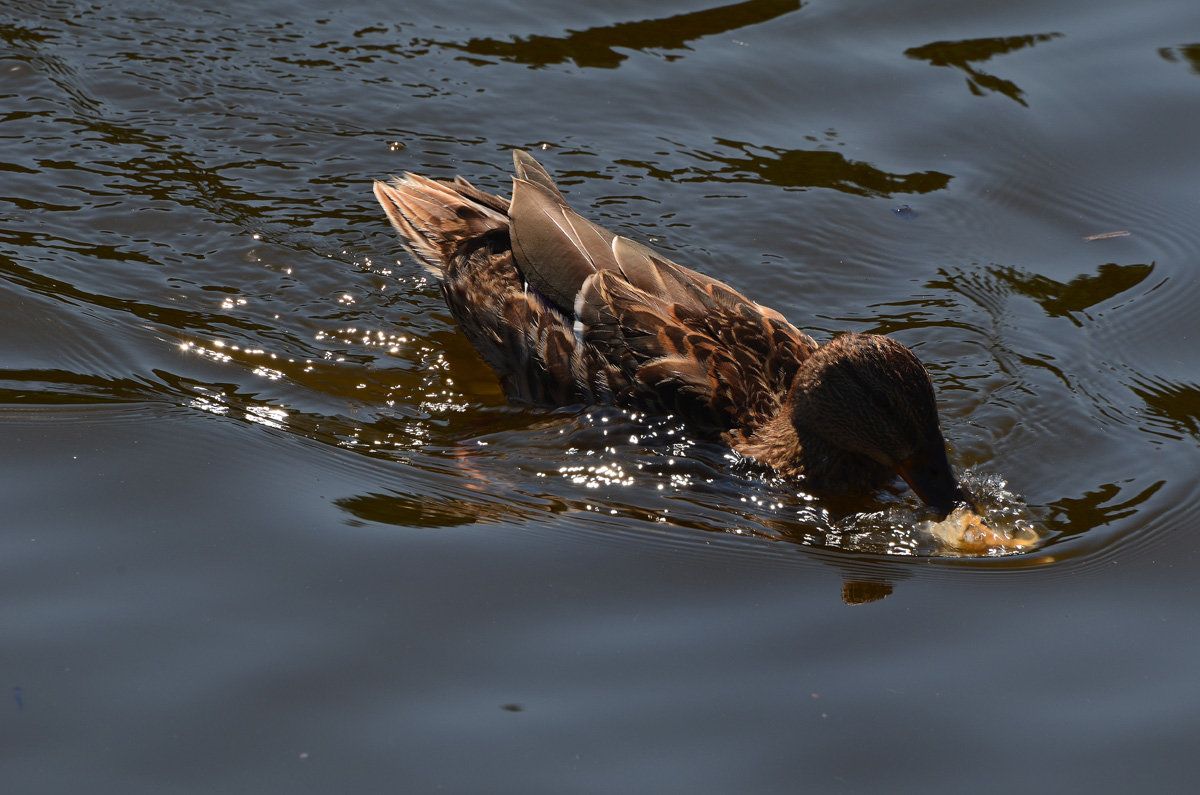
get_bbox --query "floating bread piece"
[926,505,1039,556]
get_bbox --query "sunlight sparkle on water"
[559,463,636,488]
[245,405,288,430]
[188,395,229,416]
[251,367,284,381]
[179,340,231,364]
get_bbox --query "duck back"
[374,151,818,444]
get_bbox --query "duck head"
[791,333,965,518]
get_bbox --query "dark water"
[3,0,1200,790]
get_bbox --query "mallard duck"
[374,150,966,517]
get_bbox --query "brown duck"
[374,150,966,517]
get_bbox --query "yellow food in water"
[925,506,1039,555]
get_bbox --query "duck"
[373,150,967,517]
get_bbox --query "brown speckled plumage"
[374,151,964,515]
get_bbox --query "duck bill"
[894,444,963,519]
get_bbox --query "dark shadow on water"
[839,579,894,605]
[433,0,802,69]
[905,33,1064,106]
[626,138,951,197]
[1046,480,1165,543]
[1127,376,1200,441]
[1159,43,1200,74]
[336,490,515,529]
[988,262,1154,327]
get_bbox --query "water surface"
[3,0,1200,791]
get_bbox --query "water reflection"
[632,137,951,196]
[1159,43,1200,74]
[332,488,932,606]
[434,0,801,69]
[988,262,1154,327]
[329,449,1050,604]
[925,260,1177,433]
[326,404,1043,559]
[0,368,151,405]
[839,579,893,605]
[1047,480,1165,542]
[1128,376,1200,442]
[905,33,1064,105]
[922,260,1158,342]
[336,490,516,529]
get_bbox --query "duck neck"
[737,410,807,478]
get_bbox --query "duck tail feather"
[373,174,509,274]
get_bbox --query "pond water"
[3,0,1199,791]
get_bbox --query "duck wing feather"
[576,243,817,437]
[509,175,620,312]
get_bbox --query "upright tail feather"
[372,173,510,274]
